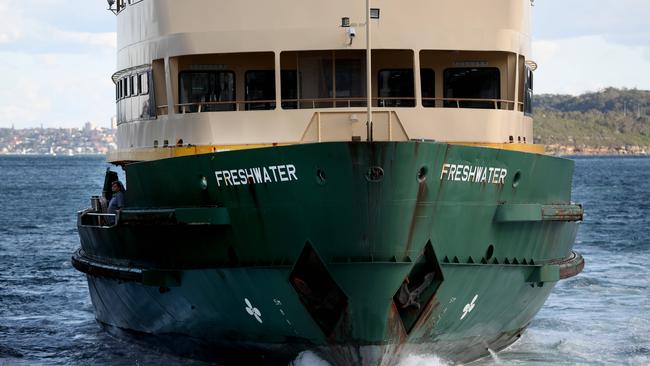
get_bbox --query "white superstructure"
[108,0,539,162]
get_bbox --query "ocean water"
[0,155,648,365]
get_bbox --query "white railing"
[156,96,519,115]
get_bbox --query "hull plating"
[75,141,581,364]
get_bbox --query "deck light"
[370,8,380,19]
[341,17,350,27]
[107,0,118,15]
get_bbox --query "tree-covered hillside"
[533,88,650,154]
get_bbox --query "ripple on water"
[0,343,25,358]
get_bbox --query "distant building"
[84,121,95,131]
[110,116,117,130]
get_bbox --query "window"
[130,75,136,96]
[300,53,333,108]
[280,51,336,109]
[421,69,435,107]
[138,72,149,95]
[335,58,365,107]
[116,83,119,101]
[443,67,500,109]
[378,69,415,107]
[281,70,298,109]
[124,78,130,97]
[524,66,533,115]
[179,70,236,112]
[245,70,275,110]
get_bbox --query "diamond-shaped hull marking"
[393,241,444,333]
[289,242,348,337]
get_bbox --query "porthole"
[366,166,384,182]
[512,171,521,188]
[485,244,494,260]
[315,168,327,185]
[417,166,428,182]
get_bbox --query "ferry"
[73,0,584,364]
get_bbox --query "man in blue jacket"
[107,180,125,223]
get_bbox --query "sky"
[0,1,649,128]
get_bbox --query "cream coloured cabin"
[107,0,540,163]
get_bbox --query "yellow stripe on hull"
[106,144,289,163]
[449,142,545,154]
[107,142,545,163]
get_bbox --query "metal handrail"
[84,212,117,218]
[280,96,414,107]
[169,96,519,113]
[150,96,523,117]
[173,97,417,113]
[79,210,118,228]
[176,99,277,113]
[421,97,518,110]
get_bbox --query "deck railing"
[79,211,118,227]
[156,97,520,115]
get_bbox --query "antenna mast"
[366,0,373,141]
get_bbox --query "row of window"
[115,72,150,101]
[177,67,502,111]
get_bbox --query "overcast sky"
[0,0,649,128]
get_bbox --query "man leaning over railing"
[107,180,125,224]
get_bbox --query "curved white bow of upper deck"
[109,0,541,162]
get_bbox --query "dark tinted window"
[130,75,136,96]
[138,73,149,95]
[245,70,275,110]
[281,70,298,109]
[443,67,500,109]
[335,58,365,107]
[421,69,435,107]
[179,71,236,112]
[524,67,533,115]
[378,69,415,107]
[124,78,130,97]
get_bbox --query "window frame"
[442,67,501,109]
[139,72,149,95]
[244,69,276,111]
[377,68,416,108]
[280,70,299,110]
[524,66,533,116]
[420,68,436,108]
[124,77,131,98]
[178,70,237,112]
[130,75,137,96]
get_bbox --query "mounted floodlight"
[107,0,118,15]
[346,27,356,45]
[370,8,380,19]
[341,17,350,27]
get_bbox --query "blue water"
[0,155,648,365]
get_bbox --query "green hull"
[74,141,583,365]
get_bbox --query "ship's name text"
[214,164,298,187]
[440,163,507,184]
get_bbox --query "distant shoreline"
[2,149,648,159]
[0,153,105,157]
[544,144,649,156]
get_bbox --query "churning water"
[0,155,648,365]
